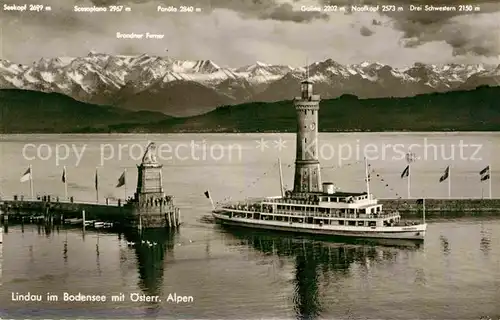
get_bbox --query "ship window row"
[230,212,380,227]
[268,197,357,205]
[319,195,370,203]
[274,205,381,214]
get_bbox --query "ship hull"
[212,212,425,240]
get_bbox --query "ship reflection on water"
[119,225,423,319]
[221,227,423,320]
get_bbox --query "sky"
[0,0,499,67]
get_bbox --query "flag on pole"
[365,173,371,182]
[62,166,68,199]
[480,165,490,181]
[401,165,410,178]
[116,171,126,188]
[204,190,215,209]
[95,167,100,203]
[20,167,31,182]
[439,166,450,182]
[95,169,99,190]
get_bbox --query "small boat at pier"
[93,221,113,229]
[64,218,83,225]
[84,220,96,227]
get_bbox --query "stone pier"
[0,142,181,230]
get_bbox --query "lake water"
[1,133,500,319]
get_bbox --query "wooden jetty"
[0,142,181,229]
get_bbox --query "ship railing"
[221,205,262,212]
[221,201,274,210]
[220,205,401,219]
[263,198,370,206]
[259,210,400,219]
[264,198,319,205]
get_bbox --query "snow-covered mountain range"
[1,52,499,116]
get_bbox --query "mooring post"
[176,208,181,226]
[82,210,86,229]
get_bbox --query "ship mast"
[364,157,371,199]
[423,198,426,224]
[278,158,285,198]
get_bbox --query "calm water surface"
[1,133,500,319]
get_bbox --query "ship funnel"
[322,182,335,194]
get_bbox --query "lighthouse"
[292,79,322,194]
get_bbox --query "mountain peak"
[1,53,498,116]
[173,59,220,73]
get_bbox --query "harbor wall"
[0,198,181,228]
[379,198,500,216]
[0,199,131,222]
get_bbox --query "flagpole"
[423,197,426,224]
[208,189,215,210]
[124,168,127,201]
[489,164,492,199]
[407,164,411,199]
[448,165,451,199]
[29,164,34,200]
[64,166,68,200]
[96,167,99,204]
[405,150,414,199]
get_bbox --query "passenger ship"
[211,77,427,241]
[212,178,426,240]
